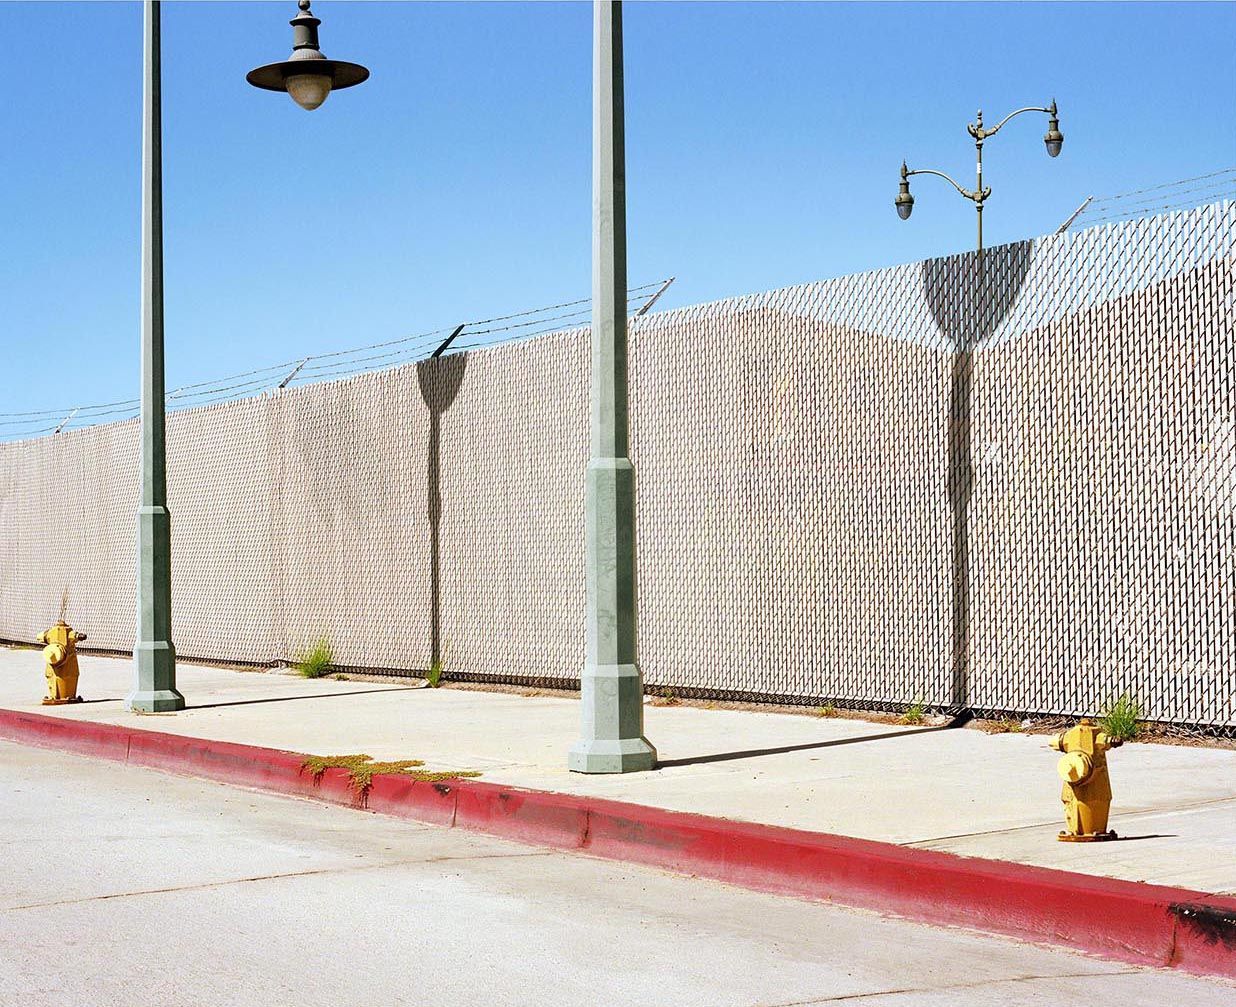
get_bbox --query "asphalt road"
[0,742,1229,1007]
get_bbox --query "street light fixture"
[896,100,1063,253]
[894,101,1062,722]
[247,0,370,111]
[1044,106,1065,158]
[895,165,915,220]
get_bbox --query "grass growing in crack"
[301,754,480,797]
[425,658,445,688]
[1099,693,1142,742]
[296,638,333,679]
[899,700,926,725]
[649,686,681,707]
[816,705,839,718]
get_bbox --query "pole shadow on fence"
[922,240,1033,715]
[417,353,469,673]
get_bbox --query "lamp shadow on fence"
[417,353,469,673]
[659,241,1037,769]
[922,240,1033,714]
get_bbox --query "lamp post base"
[128,640,184,712]
[568,736,657,774]
[568,662,657,774]
[125,689,185,713]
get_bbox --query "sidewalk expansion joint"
[758,968,1146,1005]
[3,850,554,912]
[905,795,1236,846]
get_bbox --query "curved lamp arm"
[969,100,1057,140]
[904,165,987,203]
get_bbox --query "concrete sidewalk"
[2,646,1233,895]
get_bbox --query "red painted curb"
[1,707,1232,979]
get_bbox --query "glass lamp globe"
[286,72,333,111]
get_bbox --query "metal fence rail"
[1,203,1232,728]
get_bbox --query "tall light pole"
[568,0,656,773]
[127,0,183,712]
[895,100,1063,253]
[126,0,371,714]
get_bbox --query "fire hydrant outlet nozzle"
[36,620,86,706]
[1049,718,1119,842]
[1056,751,1093,785]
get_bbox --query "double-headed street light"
[896,100,1063,253]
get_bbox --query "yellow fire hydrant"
[37,620,87,705]
[1049,718,1121,842]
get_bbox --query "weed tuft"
[1099,693,1141,741]
[899,700,926,725]
[425,658,446,688]
[816,705,839,718]
[296,638,333,679]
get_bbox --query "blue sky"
[2,1,1234,424]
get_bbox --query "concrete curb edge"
[1,707,1232,979]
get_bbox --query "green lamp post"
[568,0,657,773]
[127,0,183,713]
[127,0,371,714]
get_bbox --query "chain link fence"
[1,203,1232,730]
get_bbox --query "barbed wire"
[1062,168,1235,229]
[1088,167,1236,201]
[0,279,675,441]
[1083,192,1236,225]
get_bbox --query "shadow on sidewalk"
[656,724,947,768]
[1112,834,1177,842]
[186,687,416,711]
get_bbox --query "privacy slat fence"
[2,203,1232,727]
